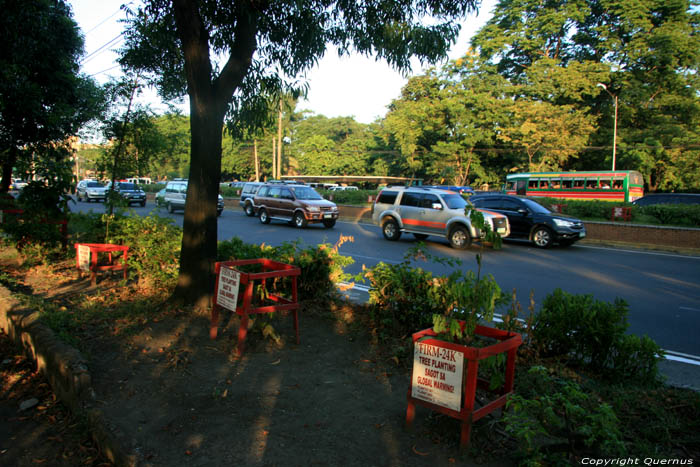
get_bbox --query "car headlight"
[553,218,575,228]
[331,206,338,211]
[307,206,320,212]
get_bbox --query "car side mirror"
[432,203,443,210]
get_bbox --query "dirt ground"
[0,255,512,467]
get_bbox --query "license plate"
[497,228,507,234]
[579,232,586,238]
[323,213,333,219]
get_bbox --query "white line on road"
[578,245,700,260]
[679,306,700,312]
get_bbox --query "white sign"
[77,245,91,272]
[411,341,464,412]
[216,266,241,311]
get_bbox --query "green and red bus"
[505,170,644,202]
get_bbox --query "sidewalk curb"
[0,285,137,466]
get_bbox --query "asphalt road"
[69,199,700,361]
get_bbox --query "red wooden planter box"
[211,259,301,356]
[406,323,522,450]
[74,243,129,286]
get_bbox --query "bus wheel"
[532,227,553,248]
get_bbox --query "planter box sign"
[77,244,91,272]
[216,266,241,311]
[411,341,464,411]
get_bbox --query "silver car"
[371,186,510,249]
[76,180,107,202]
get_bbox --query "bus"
[505,170,644,202]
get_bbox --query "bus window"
[528,179,539,189]
[573,179,584,189]
[562,179,573,189]
[585,178,598,189]
[540,180,549,189]
[600,178,612,189]
[551,179,561,189]
[612,178,623,189]
[506,181,517,191]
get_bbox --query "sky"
[70,0,497,124]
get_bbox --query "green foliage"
[504,366,626,464]
[362,248,507,341]
[638,204,700,228]
[103,214,182,285]
[533,289,663,383]
[217,236,354,302]
[320,189,377,205]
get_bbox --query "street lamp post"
[597,83,618,171]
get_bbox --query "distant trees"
[0,0,103,192]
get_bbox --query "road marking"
[578,245,700,260]
[680,306,700,312]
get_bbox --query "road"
[70,199,700,360]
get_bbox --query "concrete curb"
[0,285,137,466]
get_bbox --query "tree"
[0,0,103,192]
[120,0,479,309]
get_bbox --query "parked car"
[105,181,147,207]
[371,186,510,249]
[163,180,224,216]
[470,194,586,248]
[632,193,700,206]
[239,181,263,216]
[253,183,339,228]
[76,179,107,202]
[328,186,359,192]
[11,179,28,191]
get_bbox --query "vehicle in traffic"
[505,170,644,202]
[239,182,263,216]
[76,180,107,202]
[328,185,359,192]
[423,185,474,195]
[163,179,224,216]
[253,183,339,228]
[470,194,586,248]
[125,177,152,185]
[105,181,147,207]
[371,186,510,249]
[155,188,166,207]
[11,179,28,191]
[632,193,700,206]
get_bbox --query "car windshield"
[442,194,467,209]
[118,183,137,190]
[521,198,551,214]
[293,186,323,200]
[87,182,103,188]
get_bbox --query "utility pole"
[277,99,283,179]
[597,83,618,171]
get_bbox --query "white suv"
[371,186,510,249]
[164,180,224,216]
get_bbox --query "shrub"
[319,189,378,205]
[504,366,626,464]
[532,289,663,382]
[217,236,354,302]
[639,204,700,227]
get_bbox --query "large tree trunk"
[173,98,225,310]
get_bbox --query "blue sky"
[70,0,497,124]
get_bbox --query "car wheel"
[244,203,255,217]
[140,201,146,207]
[413,233,429,241]
[532,226,553,248]
[323,219,336,228]
[259,208,270,224]
[167,203,174,213]
[217,210,222,217]
[448,225,471,249]
[293,212,307,228]
[381,218,401,241]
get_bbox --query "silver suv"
[164,180,224,216]
[371,186,510,249]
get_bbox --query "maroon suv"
[253,184,339,228]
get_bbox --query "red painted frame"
[74,243,129,286]
[611,206,632,222]
[211,259,301,356]
[406,324,522,450]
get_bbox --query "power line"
[89,64,122,77]
[81,33,124,65]
[83,7,124,36]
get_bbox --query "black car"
[107,182,147,207]
[632,193,700,206]
[470,194,586,248]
